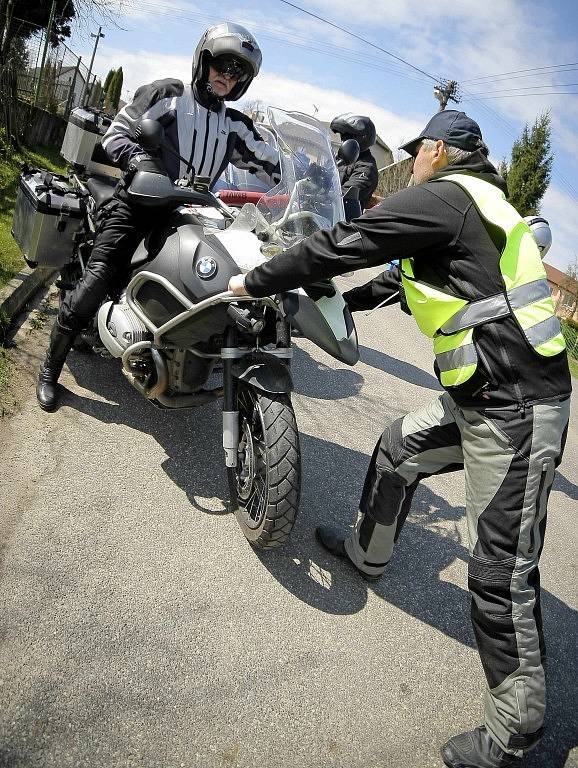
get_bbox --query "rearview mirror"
[337,138,360,165]
[133,119,165,151]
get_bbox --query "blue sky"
[67,0,578,273]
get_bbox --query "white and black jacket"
[102,79,280,188]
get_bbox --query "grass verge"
[0,143,68,291]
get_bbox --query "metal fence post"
[64,55,81,118]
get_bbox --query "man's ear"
[432,140,448,170]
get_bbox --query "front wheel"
[228,384,301,549]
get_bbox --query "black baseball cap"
[399,110,487,156]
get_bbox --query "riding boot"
[36,322,76,411]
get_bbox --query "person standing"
[228,110,571,767]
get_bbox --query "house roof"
[544,262,578,294]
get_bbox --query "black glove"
[125,152,167,178]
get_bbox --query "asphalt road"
[0,273,576,768]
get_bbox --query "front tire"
[228,384,301,549]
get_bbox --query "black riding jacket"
[338,149,379,210]
[244,152,571,409]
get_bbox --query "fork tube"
[222,326,239,468]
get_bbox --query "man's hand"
[228,274,250,296]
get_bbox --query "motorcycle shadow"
[291,344,365,400]
[64,351,229,515]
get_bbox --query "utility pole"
[34,0,56,107]
[81,25,105,106]
[434,80,460,111]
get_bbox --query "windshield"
[256,108,344,248]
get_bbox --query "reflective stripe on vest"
[434,173,565,358]
[400,173,566,389]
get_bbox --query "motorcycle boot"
[441,726,523,768]
[36,322,76,412]
[315,526,381,582]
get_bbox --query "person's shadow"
[358,343,442,390]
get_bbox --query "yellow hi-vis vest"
[400,173,566,389]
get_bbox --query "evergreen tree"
[503,112,553,216]
[102,67,115,95]
[88,77,102,108]
[103,68,117,113]
[110,66,123,110]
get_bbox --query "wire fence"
[13,20,98,115]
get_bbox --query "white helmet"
[524,216,552,259]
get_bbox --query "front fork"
[221,317,292,469]
[222,326,239,468]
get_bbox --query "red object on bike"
[217,190,265,206]
[216,190,291,208]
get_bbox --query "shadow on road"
[64,350,576,767]
[358,344,442,390]
[552,469,578,501]
[292,346,364,400]
[65,353,229,513]
[255,432,578,768]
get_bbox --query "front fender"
[231,353,293,394]
[281,286,359,365]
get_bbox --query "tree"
[110,65,122,109]
[87,76,102,108]
[1,0,75,53]
[502,112,553,216]
[102,67,115,94]
[104,67,122,113]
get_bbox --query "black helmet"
[330,113,376,152]
[192,22,262,102]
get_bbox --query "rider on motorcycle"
[36,22,281,412]
[330,113,378,210]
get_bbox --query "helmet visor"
[212,55,250,81]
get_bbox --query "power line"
[479,92,578,99]
[462,62,578,84]
[275,0,441,83]
[462,67,578,87]
[470,83,578,96]
[122,0,434,85]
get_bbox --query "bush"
[561,319,578,360]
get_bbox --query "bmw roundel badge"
[196,255,217,280]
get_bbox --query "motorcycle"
[60,108,360,548]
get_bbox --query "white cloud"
[541,185,578,273]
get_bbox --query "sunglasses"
[212,56,248,81]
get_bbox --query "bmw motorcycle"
[65,108,359,549]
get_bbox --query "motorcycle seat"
[86,176,117,209]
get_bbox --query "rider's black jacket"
[244,151,571,409]
[338,149,378,210]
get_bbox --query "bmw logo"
[196,256,217,280]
